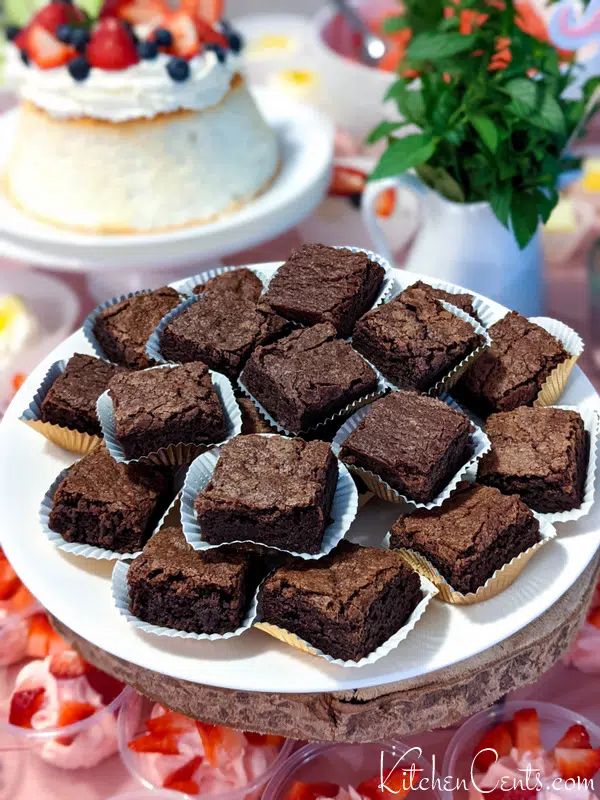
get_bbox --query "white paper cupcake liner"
[176,265,270,297]
[393,273,497,329]
[96,366,242,466]
[144,294,199,365]
[39,468,142,561]
[181,434,359,560]
[254,575,437,667]
[332,394,491,509]
[20,358,102,455]
[261,245,395,312]
[385,516,556,605]
[529,317,584,407]
[112,560,260,641]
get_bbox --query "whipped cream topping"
[5,44,240,121]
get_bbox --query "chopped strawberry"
[588,608,600,629]
[128,731,180,755]
[5,584,35,613]
[163,756,203,791]
[147,710,196,735]
[358,769,414,800]
[165,780,200,795]
[13,28,30,50]
[555,724,592,751]
[512,709,542,755]
[195,721,245,767]
[85,666,124,705]
[375,187,396,218]
[87,18,139,70]
[31,1,86,33]
[329,165,367,197]
[27,24,76,69]
[0,559,20,601]
[26,613,68,658]
[194,17,228,47]
[48,649,88,679]
[244,732,285,747]
[163,10,200,58]
[285,782,340,800]
[100,0,165,25]
[181,0,223,24]
[8,687,45,728]
[10,373,27,393]
[554,748,600,781]
[473,722,513,772]
[55,700,97,745]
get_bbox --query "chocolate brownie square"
[338,391,473,503]
[93,287,181,370]
[159,292,290,379]
[390,482,541,594]
[259,541,422,661]
[264,244,385,336]
[405,281,479,320]
[478,406,589,512]
[192,268,263,301]
[455,311,568,416]
[40,353,125,436]
[48,446,169,553]
[127,526,260,633]
[240,322,378,433]
[195,434,338,554]
[107,363,227,460]
[353,289,483,391]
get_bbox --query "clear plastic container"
[0,550,41,668]
[441,700,600,800]
[0,657,132,769]
[263,740,442,800]
[118,692,296,799]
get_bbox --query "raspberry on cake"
[4,2,278,233]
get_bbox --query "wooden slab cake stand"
[50,551,600,744]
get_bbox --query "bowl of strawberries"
[442,702,600,800]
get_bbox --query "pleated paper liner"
[145,294,198,365]
[254,575,437,667]
[332,395,491,508]
[20,359,102,455]
[176,264,271,297]
[112,560,260,641]
[96,366,242,467]
[388,515,556,605]
[393,273,497,329]
[528,317,584,407]
[180,434,359,560]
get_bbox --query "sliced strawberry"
[26,613,68,658]
[195,722,245,767]
[55,700,97,745]
[13,27,30,50]
[128,731,180,755]
[165,780,199,795]
[181,0,223,24]
[87,18,139,70]
[26,25,76,69]
[358,769,414,800]
[554,748,600,781]
[375,187,396,218]
[473,722,513,772]
[0,559,20,601]
[8,687,45,728]
[48,649,88,679]
[164,10,200,58]
[163,756,203,790]
[512,709,542,755]
[285,782,340,800]
[555,724,592,751]
[100,0,165,25]
[588,608,600,629]
[329,166,367,197]
[147,710,196,735]
[244,732,285,747]
[5,584,35,613]
[194,17,228,47]
[85,666,124,705]
[31,1,86,33]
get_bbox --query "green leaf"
[366,120,407,145]
[503,78,538,116]
[382,15,409,34]
[470,115,499,153]
[399,89,426,125]
[370,134,436,180]
[406,32,477,61]
[510,192,540,249]
[536,91,565,135]
[490,185,512,227]
[536,188,559,224]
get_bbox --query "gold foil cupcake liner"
[529,317,584,407]
[389,515,556,605]
[20,359,102,455]
[254,575,437,667]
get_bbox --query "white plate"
[0,265,599,695]
[0,89,334,271]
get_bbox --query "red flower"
[459,9,488,35]
[489,35,512,70]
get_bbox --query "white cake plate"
[0,89,334,298]
[0,265,598,697]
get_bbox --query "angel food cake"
[3,0,279,233]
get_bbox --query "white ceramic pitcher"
[362,174,543,315]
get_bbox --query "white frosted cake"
[3,2,279,233]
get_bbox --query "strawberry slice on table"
[512,709,542,755]
[147,710,196,735]
[26,25,76,69]
[473,722,513,772]
[48,649,88,679]
[0,558,21,601]
[329,166,367,197]
[358,769,414,800]
[555,724,592,751]
[85,665,124,705]
[181,0,223,24]
[244,732,285,747]
[87,18,139,70]
[128,731,180,755]
[26,613,68,658]
[554,748,600,781]
[56,700,97,745]
[163,756,203,791]
[8,687,45,728]
[285,781,340,800]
